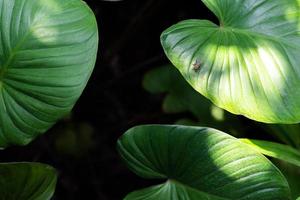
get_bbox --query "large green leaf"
[0,162,57,200]
[161,0,300,123]
[0,0,98,147]
[117,125,291,200]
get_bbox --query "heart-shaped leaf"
[0,162,57,200]
[161,0,300,123]
[0,0,98,147]
[117,125,291,200]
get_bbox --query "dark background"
[0,1,242,199]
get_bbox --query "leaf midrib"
[0,30,32,79]
[166,179,230,200]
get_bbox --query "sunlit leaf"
[240,139,300,167]
[161,0,300,123]
[0,0,98,147]
[118,125,291,200]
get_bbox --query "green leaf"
[162,93,188,113]
[0,0,98,147]
[143,65,173,93]
[240,139,300,167]
[143,65,213,117]
[161,0,300,123]
[117,125,291,200]
[263,124,300,149]
[275,160,300,200]
[54,121,95,158]
[124,181,227,200]
[0,162,57,200]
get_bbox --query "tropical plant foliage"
[0,0,98,147]
[0,162,57,200]
[161,0,300,123]
[0,0,98,199]
[118,125,291,200]
[119,0,300,199]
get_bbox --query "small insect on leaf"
[192,59,201,71]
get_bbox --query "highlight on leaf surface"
[161,0,300,123]
[0,162,57,200]
[240,139,300,167]
[0,0,98,147]
[117,125,291,200]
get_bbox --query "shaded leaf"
[143,65,173,93]
[162,93,188,113]
[263,124,300,150]
[54,121,95,158]
[0,162,57,200]
[274,160,300,200]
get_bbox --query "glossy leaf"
[118,125,291,200]
[161,0,300,123]
[0,162,57,200]
[0,0,98,147]
[240,139,300,167]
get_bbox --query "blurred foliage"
[52,117,95,158]
[142,64,245,137]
